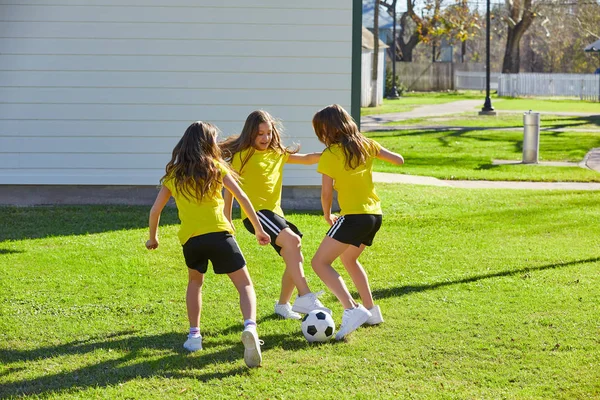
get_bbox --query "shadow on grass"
[0,207,322,243]
[0,328,311,397]
[0,249,24,255]
[0,206,181,242]
[371,257,600,300]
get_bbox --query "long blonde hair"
[220,110,298,172]
[161,121,233,201]
[312,104,379,169]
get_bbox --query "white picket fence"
[454,71,500,90]
[498,73,600,101]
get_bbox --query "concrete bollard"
[523,111,540,164]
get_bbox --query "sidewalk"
[364,100,600,190]
[373,172,600,190]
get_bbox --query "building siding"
[0,1,354,185]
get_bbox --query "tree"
[380,0,444,62]
[439,0,481,63]
[501,0,537,73]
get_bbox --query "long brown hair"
[312,104,379,169]
[161,121,232,202]
[219,110,298,172]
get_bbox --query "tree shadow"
[370,257,600,300]
[0,328,309,397]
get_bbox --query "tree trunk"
[501,1,535,73]
[370,0,380,107]
[396,12,419,62]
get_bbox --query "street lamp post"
[480,0,495,114]
[387,0,400,99]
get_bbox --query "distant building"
[362,28,389,107]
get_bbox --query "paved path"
[361,100,482,131]
[373,172,600,190]
[364,100,600,190]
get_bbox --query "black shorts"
[243,209,303,255]
[326,214,382,248]
[182,231,246,274]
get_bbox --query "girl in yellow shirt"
[146,121,270,368]
[221,110,331,320]
[312,104,404,340]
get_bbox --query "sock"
[244,319,256,329]
[189,327,200,337]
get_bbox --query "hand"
[324,214,338,226]
[146,238,159,250]
[256,230,271,246]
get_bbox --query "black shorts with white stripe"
[326,214,383,248]
[243,209,303,255]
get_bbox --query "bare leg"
[339,244,374,309]
[279,268,297,304]
[311,236,356,309]
[186,268,204,328]
[227,266,256,321]
[276,228,311,301]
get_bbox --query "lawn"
[386,113,600,131]
[366,107,600,182]
[360,91,485,116]
[362,91,600,116]
[1,186,599,399]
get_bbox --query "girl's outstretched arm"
[146,185,171,250]
[287,152,321,165]
[377,146,404,165]
[223,173,271,246]
[321,174,338,226]
[223,187,234,224]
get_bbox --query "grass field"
[1,185,599,399]
[362,93,600,182]
[360,91,484,116]
[368,125,600,182]
[361,91,600,116]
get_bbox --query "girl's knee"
[278,232,302,250]
[339,253,357,265]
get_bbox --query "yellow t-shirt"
[230,148,290,220]
[317,142,382,215]
[163,162,234,245]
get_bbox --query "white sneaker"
[292,291,332,315]
[335,304,371,341]
[274,302,302,320]
[183,335,203,352]
[366,305,384,325]
[241,325,263,368]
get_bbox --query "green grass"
[360,91,485,116]
[493,98,600,113]
[369,127,600,182]
[1,187,600,399]
[362,92,600,117]
[385,113,600,131]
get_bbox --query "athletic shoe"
[274,301,302,320]
[183,335,203,352]
[292,291,332,315]
[366,305,384,325]
[241,325,263,368]
[335,304,372,340]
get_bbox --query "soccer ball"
[301,310,335,343]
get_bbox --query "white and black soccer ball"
[301,310,335,343]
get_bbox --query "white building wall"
[0,0,353,186]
